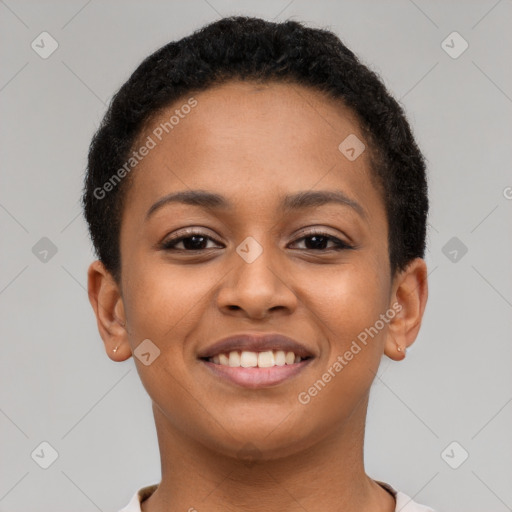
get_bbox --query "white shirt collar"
[118,481,436,511]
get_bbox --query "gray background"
[1,1,511,511]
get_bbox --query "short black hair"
[82,16,428,284]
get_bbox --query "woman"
[83,16,435,512]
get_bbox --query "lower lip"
[200,359,314,389]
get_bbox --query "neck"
[141,395,395,512]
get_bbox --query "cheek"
[292,291,387,439]
[302,259,389,335]
[120,265,209,418]
[298,260,389,392]
[124,259,209,329]
[121,262,211,376]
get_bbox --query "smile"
[205,349,307,367]
[200,350,314,388]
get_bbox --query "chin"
[198,416,318,462]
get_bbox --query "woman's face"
[117,80,395,459]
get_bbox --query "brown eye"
[290,231,352,251]
[161,231,223,251]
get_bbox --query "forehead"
[159,80,366,170]
[123,79,382,222]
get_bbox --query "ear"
[384,257,428,361]
[87,260,131,362]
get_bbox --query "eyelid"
[164,226,220,240]
[292,226,351,244]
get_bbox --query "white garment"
[118,480,437,511]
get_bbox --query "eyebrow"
[145,189,366,221]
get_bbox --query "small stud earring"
[113,345,119,353]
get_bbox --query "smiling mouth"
[200,349,312,368]
[199,350,314,388]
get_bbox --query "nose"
[216,241,298,320]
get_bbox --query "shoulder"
[395,490,437,512]
[376,480,438,512]
[117,483,158,512]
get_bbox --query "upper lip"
[197,333,316,359]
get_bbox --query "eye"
[289,230,352,251]
[159,228,353,253]
[160,230,223,251]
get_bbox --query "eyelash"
[160,228,353,252]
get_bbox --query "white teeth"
[285,351,295,365]
[274,350,286,366]
[228,351,241,367]
[257,351,275,368]
[209,349,307,368]
[240,350,258,367]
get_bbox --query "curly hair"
[82,16,428,284]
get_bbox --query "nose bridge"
[217,233,296,317]
[236,235,278,288]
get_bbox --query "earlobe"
[87,260,131,361]
[384,258,428,361]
